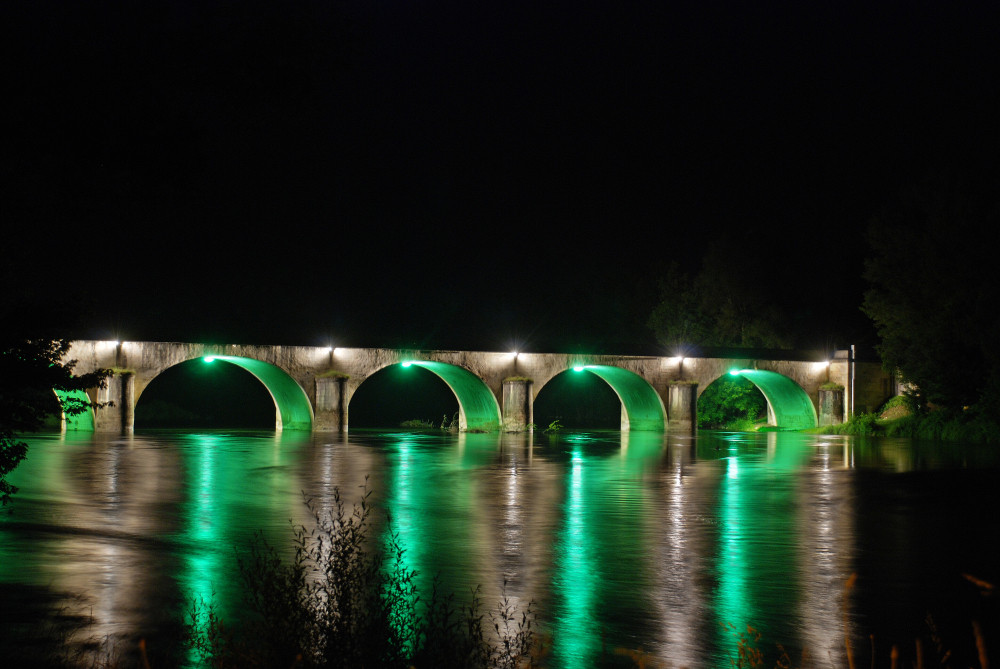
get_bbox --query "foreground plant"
[186,485,538,668]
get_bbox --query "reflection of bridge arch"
[150,356,314,430]
[536,365,666,431]
[397,361,502,432]
[720,369,817,430]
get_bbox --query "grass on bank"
[809,395,1000,443]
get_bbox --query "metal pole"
[849,344,855,417]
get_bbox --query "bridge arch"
[387,360,501,432]
[165,355,315,430]
[53,388,95,431]
[723,369,817,430]
[541,365,666,431]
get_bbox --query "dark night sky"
[4,1,999,355]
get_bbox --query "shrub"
[724,417,760,432]
[441,413,459,430]
[186,485,538,669]
[400,419,435,429]
[698,375,766,429]
[840,412,881,436]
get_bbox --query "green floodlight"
[573,365,585,372]
[729,369,741,375]
[401,361,413,367]
[204,356,216,363]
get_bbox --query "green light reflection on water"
[8,429,999,667]
[180,434,224,666]
[715,453,751,656]
[387,437,420,600]
[707,433,803,663]
[382,432,500,593]
[380,432,510,654]
[551,448,601,666]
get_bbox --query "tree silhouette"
[1,337,111,504]
[648,244,791,353]
[1,282,112,504]
[861,172,1000,411]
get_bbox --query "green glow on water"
[381,434,493,637]
[716,454,751,656]
[181,435,224,666]
[706,435,804,662]
[575,365,666,431]
[6,431,1000,667]
[405,361,502,431]
[729,369,818,430]
[553,449,601,666]
[200,355,313,430]
[386,438,421,638]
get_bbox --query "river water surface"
[2,430,998,668]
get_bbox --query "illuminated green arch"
[404,361,502,432]
[54,388,95,431]
[200,355,313,430]
[727,369,817,430]
[572,365,666,431]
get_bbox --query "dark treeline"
[647,169,1000,422]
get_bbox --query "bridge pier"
[667,382,697,432]
[314,376,348,431]
[818,386,845,426]
[92,372,135,433]
[501,378,533,432]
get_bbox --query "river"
[2,429,998,668]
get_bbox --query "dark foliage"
[186,486,538,668]
[861,173,1000,411]
[0,337,110,504]
[697,375,767,429]
[648,245,792,354]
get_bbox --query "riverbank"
[808,398,1000,443]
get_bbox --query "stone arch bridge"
[60,340,894,434]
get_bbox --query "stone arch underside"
[408,361,502,432]
[54,388,95,431]
[199,355,313,430]
[579,365,666,431]
[731,369,817,430]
